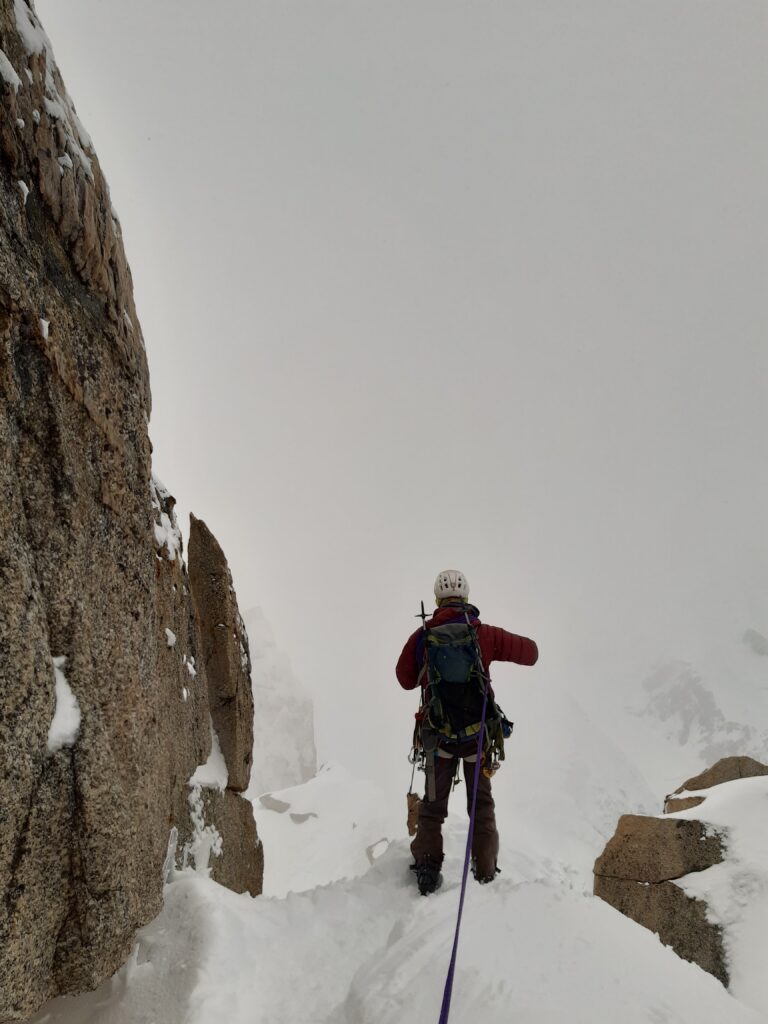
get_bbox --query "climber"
[397,570,538,895]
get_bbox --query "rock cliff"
[0,3,261,1020]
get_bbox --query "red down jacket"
[396,600,538,691]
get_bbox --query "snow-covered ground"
[28,599,768,1024]
[671,776,768,1015]
[256,762,401,897]
[32,760,768,1024]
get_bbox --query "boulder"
[594,760,768,987]
[594,811,728,983]
[594,815,724,883]
[664,756,768,813]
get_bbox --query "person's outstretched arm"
[396,629,422,689]
[480,625,538,666]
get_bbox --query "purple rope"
[437,684,489,1024]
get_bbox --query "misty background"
[36,0,768,794]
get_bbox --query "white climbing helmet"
[433,570,470,602]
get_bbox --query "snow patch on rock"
[46,656,81,753]
[150,475,183,562]
[0,48,21,91]
[670,776,768,1014]
[14,0,94,179]
[184,723,228,877]
[190,720,228,792]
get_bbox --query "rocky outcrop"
[594,756,768,987]
[594,815,725,883]
[594,875,728,985]
[188,515,255,792]
[594,815,728,984]
[0,4,261,1020]
[664,756,768,812]
[179,786,264,897]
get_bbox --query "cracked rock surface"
[0,3,261,1019]
[594,756,768,988]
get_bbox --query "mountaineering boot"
[412,860,443,896]
[471,858,500,884]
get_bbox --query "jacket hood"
[427,601,481,628]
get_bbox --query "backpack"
[423,622,488,734]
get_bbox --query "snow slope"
[255,762,401,897]
[670,776,768,1016]
[28,609,768,1024]
[32,764,767,1024]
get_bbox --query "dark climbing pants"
[410,739,499,877]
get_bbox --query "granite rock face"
[0,4,261,1020]
[594,757,768,988]
[594,812,728,984]
[594,875,729,986]
[594,815,725,884]
[188,514,255,793]
[178,786,264,897]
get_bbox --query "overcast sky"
[36,0,768,789]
